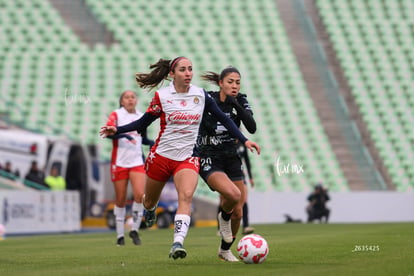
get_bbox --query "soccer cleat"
[218,248,239,262]
[218,212,233,243]
[116,236,125,246]
[242,226,255,235]
[169,242,187,260]
[129,230,141,245]
[144,207,156,228]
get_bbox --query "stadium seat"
[0,0,351,196]
[316,0,414,190]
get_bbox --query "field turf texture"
[0,223,413,276]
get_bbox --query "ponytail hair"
[135,57,187,90]
[201,66,241,86]
[200,71,220,86]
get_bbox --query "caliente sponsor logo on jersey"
[167,111,201,125]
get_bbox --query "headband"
[169,56,186,72]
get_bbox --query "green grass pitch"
[0,223,413,276]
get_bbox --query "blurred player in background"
[100,57,260,260]
[106,90,154,246]
[237,141,255,235]
[197,66,257,262]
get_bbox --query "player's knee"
[143,196,157,209]
[228,189,241,205]
[115,200,126,207]
[180,188,195,201]
[133,193,144,203]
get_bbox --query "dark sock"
[243,203,249,228]
[221,210,232,221]
[220,237,236,250]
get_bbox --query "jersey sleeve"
[115,93,160,134]
[116,113,158,134]
[146,92,163,116]
[234,93,256,134]
[237,93,253,114]
[141,128,155,147]
[106,111,117,127]
[106,134,134,141]
[204,90,248,143]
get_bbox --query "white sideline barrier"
[0,190,81,234]
[248,191,414,224]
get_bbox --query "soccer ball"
[237,234,269,264]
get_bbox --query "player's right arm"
[101,93,161,137]
[100,113,157,137]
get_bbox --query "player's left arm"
[106,133,133,140]
[141,128,155,147]
[205,91,260,154]
[228,93,256,134]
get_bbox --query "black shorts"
[199,155,244,189]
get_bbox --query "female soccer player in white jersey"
[100,57,260,260]
[198,67,256,261]
[106,90,154,246]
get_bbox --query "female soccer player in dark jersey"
[197,66,257,261]
[100,57,260,260]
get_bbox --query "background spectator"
[306,183,330,223]
[44,166,66,190]
[1,161,20,180]
[24,161,48,189]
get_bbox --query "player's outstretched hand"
[100,125,117,138]
[245,140,260,155]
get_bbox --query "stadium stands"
[316,0,414,191]
[2,0,380,196]
[87,0,349,192]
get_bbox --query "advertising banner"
[0,190,81,234]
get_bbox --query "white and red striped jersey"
[147,82,205,161]
[107,107,145,168]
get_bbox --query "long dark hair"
[135,57,187,90]
[201,66,241,86]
